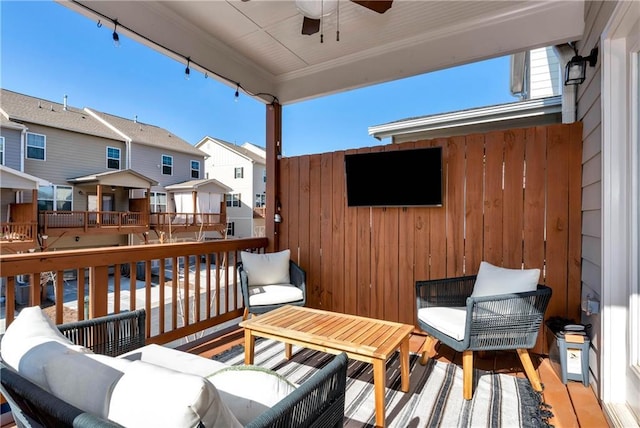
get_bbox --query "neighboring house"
[369,46,563,143]
[0,89,224,252]
[195,137,267,238]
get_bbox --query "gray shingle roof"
[87,109,206,157]
[0,89,123,140]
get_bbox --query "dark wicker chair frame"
[238,260,306,320]
[1,309,347,428]
[416,275,552,400]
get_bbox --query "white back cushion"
[471,261,540,298]
[241,249,291,286]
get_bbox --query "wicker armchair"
[416,275,552,400]
[238,260,306,320]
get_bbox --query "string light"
[112,19,120,48]
[75,2,280,104]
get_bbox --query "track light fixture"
[112,19,120,48]
[185,57,191,80]
[564,45,598,86]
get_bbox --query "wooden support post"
[266,102,282,252]
[89,265,109,318]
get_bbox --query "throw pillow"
[207,365,297,425]
[108,360,242,428]
[44,352,131,418]
[240,249,291,287]
[0,306,91,389]
[471,261,540,298]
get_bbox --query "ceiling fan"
[296,0,393,36]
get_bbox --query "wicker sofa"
[0,308,347,428]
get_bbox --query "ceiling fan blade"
[350,0,393,14]
[302,16,321,35]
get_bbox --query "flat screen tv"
[345,147,443,207]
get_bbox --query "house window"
[234,167,244,178]
[225,193,241,208]
[191,160,200,179]
[255,193,266,207]
[106,147,121,169]
[150,192,167,212]
[38,185,72,211]
[263,169,267,183]
[26,133,46,160]
[0,137,4,165]
[162,155,173,175]
[226,222,235,236]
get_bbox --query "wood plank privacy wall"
[277,123,582,352]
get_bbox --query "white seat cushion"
[418,306,467,341]
[119,343,227,378]
[108,360,242,428]
[208,366,297,425]
[241,249,291,286]
[248,284,304,306]
[471,261,540,298]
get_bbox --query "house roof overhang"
[58,1,585,105]
[67,169,158,188]
[165,179,232,194]
[0,166,51,190]
[369,95,563,141]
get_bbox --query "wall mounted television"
[345,146,443,207]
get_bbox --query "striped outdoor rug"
[214,339,552,428]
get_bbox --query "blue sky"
[1,1,517,157]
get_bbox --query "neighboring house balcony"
[149,202,227,236]
[38,210,150,237]
[1,220,38,253]
[0,166,49,254]
[152,179,232,239]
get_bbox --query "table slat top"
[240,305,414,359]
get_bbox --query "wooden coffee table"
[239,305,414,427]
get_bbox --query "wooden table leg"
[400,336,410,392]
[372,358,386,427]
[284,342,293,360]
[244,329,255,365]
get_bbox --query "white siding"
[576,0,618,397]
[0,128,22,170]
[529,47,561,98]
[200,139,262,238]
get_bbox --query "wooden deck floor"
[1,327,610,428]
[181,327,610,428]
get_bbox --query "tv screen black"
[345,147,443,207]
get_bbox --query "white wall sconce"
[564,47,598,86]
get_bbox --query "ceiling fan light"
[295,0,338,19]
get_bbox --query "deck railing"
[39,211,147,232]
[149,212,226,227]
[0,237,268,345]
[1,221,37,241]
